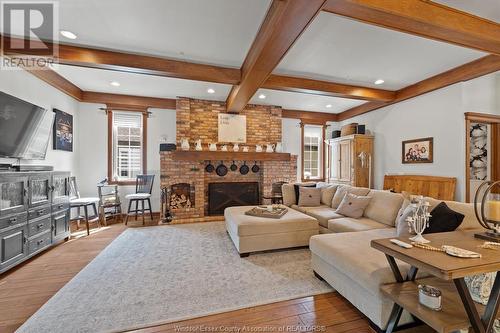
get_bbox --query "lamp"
[474,180,500,241]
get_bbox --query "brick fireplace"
[160,98,298,223]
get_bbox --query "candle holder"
[406,196,432,244]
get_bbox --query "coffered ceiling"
[8,0,500,119]
[275,13,486,90]
[58,0,271,67]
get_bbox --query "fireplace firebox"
[170,183,194,209]
[208,182,259,216]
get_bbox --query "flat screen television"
[0,91,54,160]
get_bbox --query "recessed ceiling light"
[110,81,120,87]
[326,104,332,108]
[374,79,385,85]
[60,30,77,40]
[207,88,215,94]
[258,94,266,99]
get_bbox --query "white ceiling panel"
[276,13,486,90]
[55,65,232,101]
[249,89,365,114]
[57,0,271,67]
[433,0,500,23]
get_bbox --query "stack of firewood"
[170,193,192,209]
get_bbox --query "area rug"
[17,222,332,333]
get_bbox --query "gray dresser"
[0,171,71,274]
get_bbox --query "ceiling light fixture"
[326,104,332,108]
[60,30,77,39]
[258,94,266,99]
[207,88,215,94]
[374,79,385,85]
[110,81,120,87]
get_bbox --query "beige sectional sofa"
[282,182,480,330]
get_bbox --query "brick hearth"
[159,98,298,223]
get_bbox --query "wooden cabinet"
[0,171,70,274]
[327,134,374,188]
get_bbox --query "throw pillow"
[424,202,465,234]
[396,204,416,237]
[297,187,321,207]
[331,185,370,209]
[335,193,372,218]
[294,183,316,204]
[465,272,497,305]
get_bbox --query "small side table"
[371,230,500,333]
[262,194,283,205]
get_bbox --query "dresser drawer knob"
[37,209,45,216]
[8,217,17,224]
[37,239,45,245]
[37,223,44,229]
[58,204,64,209]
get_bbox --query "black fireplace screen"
[208,182,259,215]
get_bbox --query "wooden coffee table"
[371,230,500,333]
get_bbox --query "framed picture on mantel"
[402,137,433,164]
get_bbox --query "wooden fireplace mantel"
[169,151,292,161]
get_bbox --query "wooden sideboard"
[326,134,374,188]
[0,171,71,274]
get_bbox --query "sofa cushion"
[396,204,415,237]
[331,185,371,209]
[335,193,372,218]
[310,229,428,297]
[319,184,338,207]
[225,206,318,237]
[328,217,390,233]
[292,205,343,228]
[364,190,404,226]
[298,187,322,207]
[294,183,316,202]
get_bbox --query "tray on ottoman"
[245,206,288,219]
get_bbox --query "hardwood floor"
[0,220,433,333]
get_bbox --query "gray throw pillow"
[335,193,372,218]
[298,187,321,207]
[396,204,416,238]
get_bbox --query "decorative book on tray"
[245,206,288,219]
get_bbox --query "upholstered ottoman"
[224,206,319,257]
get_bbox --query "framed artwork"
[218,113,246,143]
[53,109,73,152]
[402,137,433,164]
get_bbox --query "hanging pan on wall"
[216,161,228,177]
[205,161,214,173]
[230,161,238,172]
[240,161,249,175]
[251,161,260,173]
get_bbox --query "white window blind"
[112,112,143,181]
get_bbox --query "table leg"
[384,255,420,333]
[454,272,500,333]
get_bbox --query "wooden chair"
[97,184,122,225]
[69,177,100,236]
[125,175,155,225]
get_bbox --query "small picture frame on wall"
[402,137,433,164]
[53,109,73,152]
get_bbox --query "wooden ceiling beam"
[2,35,241,85]
[226,0,327,112]
[20,65,83,101]
[264,74,395,102]
[81,92,176,110]
[282,109,338,123]
[322,0,500,55]
[337,55,500,121]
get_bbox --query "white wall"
[76,103,176,211]
[336,72,500,202]
[281,118,301,181]
[0,66,79,172]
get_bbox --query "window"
[302,124,324,180]
[108,111,146,183]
